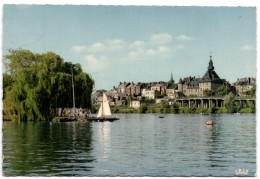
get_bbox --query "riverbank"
[3,105,255,121]
[109,105,255,114]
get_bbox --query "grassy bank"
[108,104,255,114]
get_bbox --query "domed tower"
[178,78,183,92]
[208,55,214,71]
[201,55,221,82]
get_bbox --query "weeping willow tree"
[3,49,94,121]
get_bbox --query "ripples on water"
[2,114,256,176]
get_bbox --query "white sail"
[97,93,112,118]
[97,100,103,118]
[102,93,112,116]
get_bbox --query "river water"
[2,113,256,176]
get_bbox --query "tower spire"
[170,73,173,83]
[208,52,214,71]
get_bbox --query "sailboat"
[87,93,119,122]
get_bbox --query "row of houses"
[92,56,256,107]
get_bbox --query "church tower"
[169,73,174,83]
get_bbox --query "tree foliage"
[203,85,231,97]
[3,49,94,121]
[215,85,231,96]
[224,92,236,113]
[203,89,214,97]
[244,86,256,97]
[139,104,148,113]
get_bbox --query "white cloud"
[151,33,172,44]
[84,55,108,72]
[175,44,185,49]
[158,46,169,53]
[88,39,125,53]
[129,46,171,60]
[72,45,86,52]
[106,39,125,50]
[128,51,138,58]
[240,45,254,51]
[128,48,145,59]
[88,42,105,52]
[146,49,157,55]
[129,41,145,48]
[177,34,194,41]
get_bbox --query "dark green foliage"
[3,73,14,99]
[215,85,231,96]
[110,105,138,113]
[201,108,208,114]
[208,106,217,114]
[170,103,180,113]
[239,102,255,113]
[203,89,214,97]
[224,92,236,113]
[203,85,232,97]
[244,86,256,97]
[3,49,94,121]
[139,104,148,113]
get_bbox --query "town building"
[141,88,156,99]
[130,100,141,108]
[109,55,255,107]
[117,82,131,95]
[126,82,135,96]
[151,82,167,95]
[166,83,178,99]
[178,56,226,97]
[233,77,256,96]
[91,90,103,105]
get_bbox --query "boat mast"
[71,67,75,110]
[101,92,104,116]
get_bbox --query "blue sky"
[3,5,256,90]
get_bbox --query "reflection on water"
[96,122,111,160]
[3,121,94,176]
[2,114,256,176]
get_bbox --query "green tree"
[171,103,180,113]
[224,92,236,113]
[3,73,14,99]
[215,85,231,96]
[139,104,148,113]
[249,101,256,113]
[209,106,217,113]
[203,89,214,97]
[244,86,256,97]
[3,49,94,121]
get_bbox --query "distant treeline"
[3,49,94,121]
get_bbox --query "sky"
[2,5,256,90]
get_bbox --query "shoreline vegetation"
[103,103,255,115]
[3,104,255,121]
